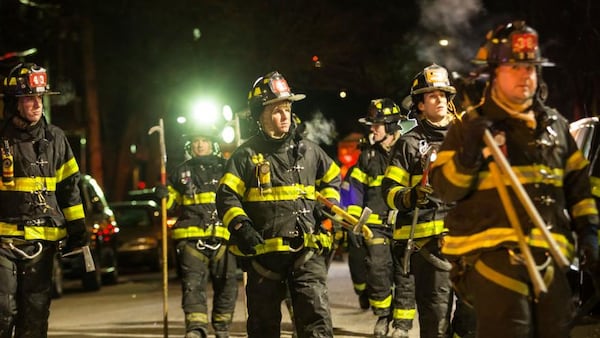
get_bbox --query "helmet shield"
[359,98,406,125]
[472,21,554,67]
[402,64,456,110]
[248,71,305,120]
[2,63,60,97]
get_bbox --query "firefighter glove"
[232,221,264,255]
[64,219,90,253]
[578,225,599,274]
[458,115,492,169]
[154,184,169,200]
[402,185,434,209]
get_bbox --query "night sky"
[0,0,598,199]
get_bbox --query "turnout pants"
[347,231,368,297]
[177,240,238,334]
[456,249,572,338]
[365,226,394,316]
[393,237,452,338]
[245,249,333,338]
[0,241,56,338]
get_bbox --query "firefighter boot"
[215,331,229,338]
[184,329,207,338]
[391,327,410,338]
[374,315,391,338]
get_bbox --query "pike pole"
[148,118,169,338]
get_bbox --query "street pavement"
[48,254,600,337]
[49,254,421,337]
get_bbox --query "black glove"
[402,185,434,209]
[578,225,599,273]
[458,115,492,169]
[231,221,264,255]
[64,219,90,253]
[154,184,169,200]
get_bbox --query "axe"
[62,245,96,272]
[316,192,374,240]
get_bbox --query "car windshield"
[113,208,151,228]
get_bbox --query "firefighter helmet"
[248,71,305,121]
[358,98,406,134]
[182,129,220,157]
[402,64,456,110]
[472,20,554,67]
[2,63,59,97]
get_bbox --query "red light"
[137,181,147,189]
[312,55,319,62]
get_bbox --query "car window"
[113,208,151,228]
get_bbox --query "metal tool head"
[353,207,372,233]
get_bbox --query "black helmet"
[2,63,59,97]
[247,71,305,121]
[358,98,406,134]
[402,64,456,110]
[472,20,554,67]
[182,129,220,157]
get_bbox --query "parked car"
[110,199,175,271]
[53,174,120,297]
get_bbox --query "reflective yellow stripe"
[384,165,409,187]
[370,175,384,187]
[222,207,246,228]
[393,308,416,320]
[0,222,67,241]
[171,225,230,240]
[474,259,529,296]
[0,177,56,192]
[369,294,392,309]
[56,157,79,183]
[572,198,598,218]
[591,176,600,198]
[351,168,368,184]
[319,187,340,201]
[347,205,363,218]
[366,237,387,246]
[62,204,85,221]
[354,282,366,292]
[185,312,208,324]
[393,220,446,239]
[219,173,246,196]
[442,227,574,259]
[565,150,588,174]
[229,232,332,256]
[213,313,233,323]
[443,155,475,188]
[181,191,216,205]
[320,162,341,184]
[246,185,316,202]
[477,165,564,190]
[386,186,402,210]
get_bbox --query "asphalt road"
[48,255,418,338]
[48,255,600,338]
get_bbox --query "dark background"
[0,0,598,200]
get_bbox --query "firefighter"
[156,130,237,338]
[344,98,409,337]
[216,71,340,338]
[0,63,89,337]
[430,21,599,337]
[382,64,457,338]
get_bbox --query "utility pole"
[81,15,104,185]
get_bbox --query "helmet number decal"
[28,71,48,89]
[512,33,537,54]
[269,77,291,96]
